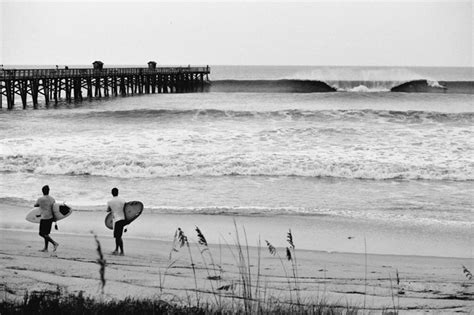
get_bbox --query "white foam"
[1,148,472,181]
[344,85,388,93]
[427,80,445,88]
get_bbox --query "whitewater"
[1,107,473,180]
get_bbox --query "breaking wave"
[210,79,336,93]
[391,80,473,94]
[1,153,472,181]
[209,79,473,94]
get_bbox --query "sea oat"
[177,228,188,247]
[265,240,276,256]
[196,226,208,246]
[265,239,293,302]
[177,228,199,306]
[286,230,300,304]
[462,265,473,280]
[287,229,295,249]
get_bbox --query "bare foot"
[111,250,118,255]
[119,252,124,256]
[53,243,59,252]
[39,249,48,252]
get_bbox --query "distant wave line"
[50,108,474,122]
[209,79,474,94]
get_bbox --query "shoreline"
[1,202,471,259]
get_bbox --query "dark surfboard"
[105,201,144,230]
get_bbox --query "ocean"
[0,65,472,258]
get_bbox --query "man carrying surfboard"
[107,187,126,256]
[34,185,59,252]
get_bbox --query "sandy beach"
[1,206,472,313]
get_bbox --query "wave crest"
[1,154,472,181]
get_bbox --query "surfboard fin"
[54,223,58,230]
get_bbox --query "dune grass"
[0,289,361,315]
[1,223,369,314]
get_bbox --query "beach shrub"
[0,290,208,315]
[0,290,358,314]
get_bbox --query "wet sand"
[1,218,473,313]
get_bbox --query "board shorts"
[113,220,126,238]
[39,219,54,236]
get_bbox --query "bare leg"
[112,221,125,255]
[43,235,58,251]
[39,237,48,252]
[112,238,119,254]
[118,238,124,255]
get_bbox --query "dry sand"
[1,225,473,313]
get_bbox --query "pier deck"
[0,65,210,109]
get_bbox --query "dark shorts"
[39,219,53,236]
[114,220,126,238]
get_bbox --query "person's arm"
[34,199,41,217]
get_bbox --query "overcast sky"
[1,0,472,67]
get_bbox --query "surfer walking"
[35,185,59,252]
[107,188,126,256]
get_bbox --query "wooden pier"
[0,62,210,109]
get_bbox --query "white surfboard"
[26,202,73,223]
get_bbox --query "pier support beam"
[5,80,13,110]
[43,79,50,107]
[31,79,39,108]
[19,80,28,109]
